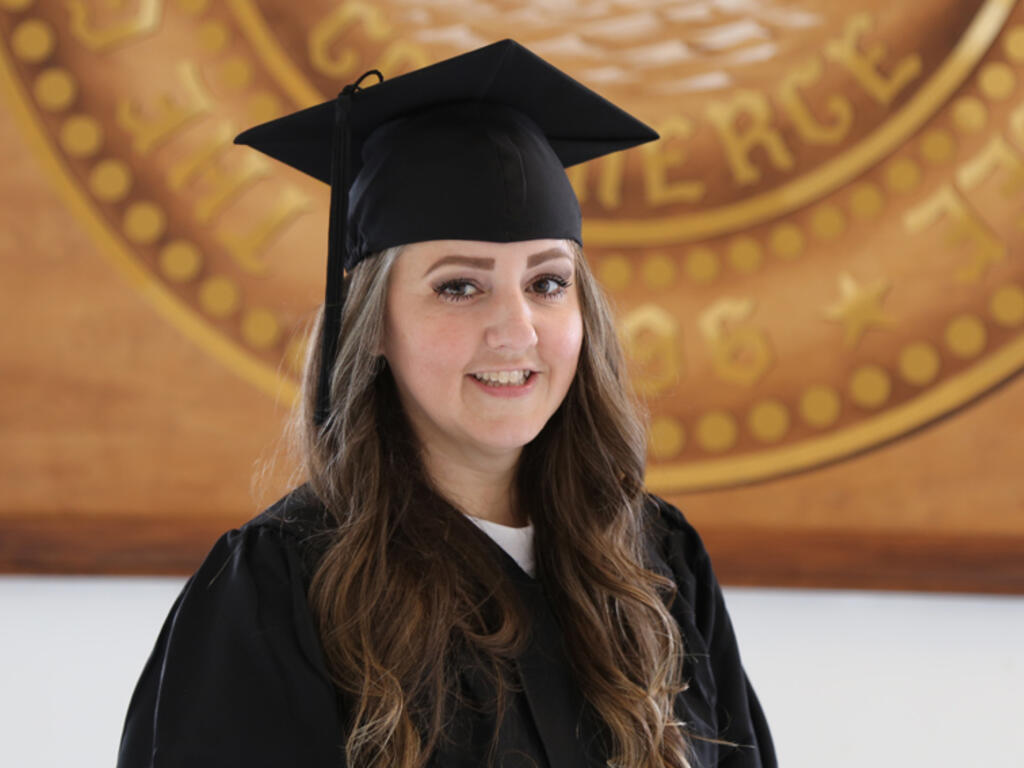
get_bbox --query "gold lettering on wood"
[596,152,626,210]
[1007,102,1024,151]
[567,153,627,210]
[699,298,773,386]
[778,57,853,145]
[167,125,270,225]
[641,116,706,205]
[66,0,163,52]
[308,2,392,80]
[619,304,682,396]
[167,123,233,190]
[567,165,587,205]
[216,187,311,275]
[824,13,922,106]
[194,154,269,225]
[956,134,1024,197]
[116,60,212,156]
[376,40,430,75]
[904,184,1005,283]
[706,90,794,186]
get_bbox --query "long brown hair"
[297,242,692,768]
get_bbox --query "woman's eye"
[530,275,571,298]
[433,279,480,302]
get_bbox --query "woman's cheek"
[559,312,584,362]
[422,318,472,375]
[541,312,583,385]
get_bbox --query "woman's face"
[382,239,583,463]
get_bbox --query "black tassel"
[314,69,383,429]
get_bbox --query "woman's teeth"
[472,370,531,386]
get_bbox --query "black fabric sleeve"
[117,524,344,768]
[648,495,778,768]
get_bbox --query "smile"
[471,369,534,386]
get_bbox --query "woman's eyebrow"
[527,248,572,268]
[422,255,495,277]
[421,248,571,278]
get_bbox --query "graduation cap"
[234,39,658,426]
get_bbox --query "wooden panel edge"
[3,515,1023,593]
[0,513,244,576]
[698,525,1024,594]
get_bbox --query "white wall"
[724,589,1024,767]
[1,576,1021,768]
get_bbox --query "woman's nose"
[483,288,538,351]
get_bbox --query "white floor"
[1,576,1022,768]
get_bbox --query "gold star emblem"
[823,272,895,348]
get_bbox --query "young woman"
[118,41,775,768]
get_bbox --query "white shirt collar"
[464,514,536,577]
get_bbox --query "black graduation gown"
[117,488,776,768]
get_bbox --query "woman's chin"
[463,424,545,456]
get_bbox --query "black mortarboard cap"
[234,39,658,426]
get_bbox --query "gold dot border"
[646,20,1024,459]
[647,280,1021,459]
[603,20,1024,293]
[2,1,1024,481]
[0,3,287,359]
[597,171,937,289]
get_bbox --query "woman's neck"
[421,444,525,527]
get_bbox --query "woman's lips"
[466,371,538,398]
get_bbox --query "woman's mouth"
[470,369,534,387]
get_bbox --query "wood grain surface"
[1,12,1021,592]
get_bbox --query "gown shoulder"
[117,485,344,768]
